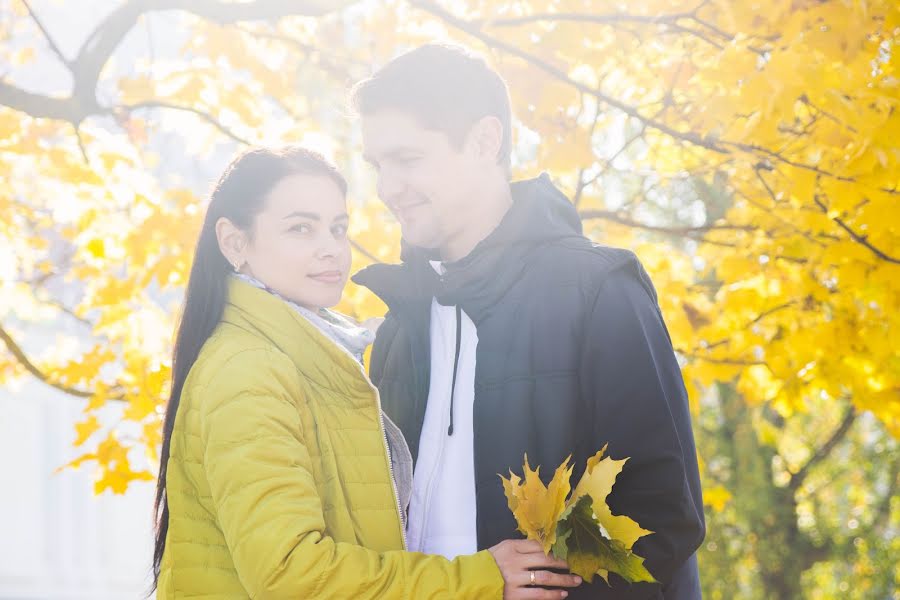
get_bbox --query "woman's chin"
[290,291,343,311]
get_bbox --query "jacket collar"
[353,173,584,323]
[222,277,372,398]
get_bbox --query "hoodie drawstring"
[448,305,462,436]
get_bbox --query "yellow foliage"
[0,0,896,503]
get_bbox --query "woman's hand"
[488,539,582,599]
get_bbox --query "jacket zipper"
[371,383,409,551]
[319,338,409,551]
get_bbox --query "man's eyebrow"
[364,146,423,164]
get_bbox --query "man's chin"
[401,229,442,251]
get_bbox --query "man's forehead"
[361,111,437,152]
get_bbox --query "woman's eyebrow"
[283,211,320,221]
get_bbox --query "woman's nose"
[315,233,342,259]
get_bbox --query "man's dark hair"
[351,43,512,168]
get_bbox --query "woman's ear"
[215,217,248,271]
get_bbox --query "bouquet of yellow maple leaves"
[500,445,657,585]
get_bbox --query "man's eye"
[332,224,348,237]
[290,224,312,233]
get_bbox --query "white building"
[0,381,155,599]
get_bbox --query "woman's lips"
[308,271,343,284]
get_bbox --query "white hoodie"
[405,262,479,559]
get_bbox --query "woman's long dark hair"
[151,146,347,592]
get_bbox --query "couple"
[152,44,705,599]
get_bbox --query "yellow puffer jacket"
[157,277,504,599]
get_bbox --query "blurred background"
[0,1,897,598]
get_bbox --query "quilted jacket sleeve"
[199,347,503,599]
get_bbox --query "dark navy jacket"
[354,174,705,599]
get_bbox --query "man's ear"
[467,115,504,165]
[215,217,249,271]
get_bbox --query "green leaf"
[555,495,657,585]
[551,521,572,560]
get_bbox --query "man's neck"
[439,182,513,263]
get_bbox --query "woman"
[152,146,581,599]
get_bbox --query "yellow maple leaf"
[94,462,154,495]
[570,444,654,551]
[501,455,574,554]
[73,415,101,447]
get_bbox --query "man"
[352,43,705,599]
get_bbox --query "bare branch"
[236,24,368,80]
[573,102,603,206]
[22,0,71,67]
[486,11,692,28]
[38,296,94,327]
[788,405,856,492]
[413,1,895,195]
[751,302,795,325]
[119,101,251,145]
[738,182,829,248]
[349,238,380,264]
[73,123,90,164]
[485,11,727,50]
[0,79,86,121]
[681,352,765,366]
[580,209,754,236]
[867,455,900,536]
[0,323,123,401]
[1,0,352,126]
[813,195,900,264]
[409,0,730,154]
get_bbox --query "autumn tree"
[1,1,897,598]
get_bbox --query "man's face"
[361,110,480,250]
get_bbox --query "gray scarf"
[232,272,374,363]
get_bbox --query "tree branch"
[119,101,251,145]
[349,238,381,264]
[1,0,352,125]
[412,1,896,195]
[579,209,754,236]
[236,24,368,80]
[22,0,71,67]
[0,79,86,121]
[485,11,728,50]
[0,323,96,399]
[813,195,900,264]
[788,405,856,492]
[681,352,765,366]
[866,454,899,536]
[409,0,731,154]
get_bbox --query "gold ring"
[530,571,536,585]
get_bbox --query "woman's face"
[226,173,352,311]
